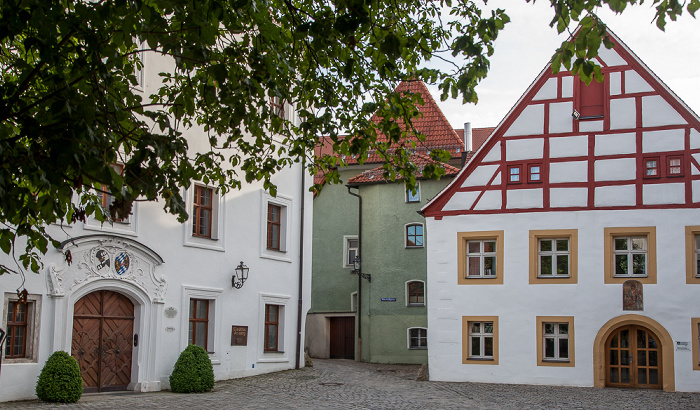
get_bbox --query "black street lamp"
[232,261,249,289]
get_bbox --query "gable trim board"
[422,29,700,219]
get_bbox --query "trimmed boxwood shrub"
[35,351,83,403]
[169,344,214,393]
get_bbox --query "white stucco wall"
[0,50,313,402]
[426,208,700,392]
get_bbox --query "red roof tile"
[347,153,461,185]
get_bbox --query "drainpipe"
[346,185,362,362]
[295,157,306,369]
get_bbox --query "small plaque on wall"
[231,325,248,346]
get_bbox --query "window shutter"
[579,79,604,118]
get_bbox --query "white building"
[0,49,312,402]
[421,28,700,391]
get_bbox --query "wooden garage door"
[72,290,134,392]
[330,317,355,359]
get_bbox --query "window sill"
[542,359,570,363]
[466,276,497,279]
[578,115,604,120]
[407,304,425,307]
[409,347,427,350]
[612,274,648,278]
[405,246,424,249]
[537,275,571,279]
[467,357,494,361]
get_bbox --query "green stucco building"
[305,80,492,363]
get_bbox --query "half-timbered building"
[421,28,700,391]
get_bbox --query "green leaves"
[0,0,692,276]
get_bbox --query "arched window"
[406,280,425,306]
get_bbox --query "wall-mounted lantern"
[351,256,371,282]
[232,261,249,289]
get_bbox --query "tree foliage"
[0,0,696,275]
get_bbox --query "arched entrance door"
[606,325,662,389]
[72,290,134,392]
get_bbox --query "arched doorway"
[593,314,674,391]
[605,325,662,389]
[72,290,134,392]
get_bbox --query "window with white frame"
[2,293,41,363]
[343,236,359,268]
[181,286,222,360]
[406,281,425,306]
[538,238,570,277]
[184,183,224,251]
[406,224,424,248]
[350,291,358,312]
[613,236,647,277]
[408,327,427,349]
[406,182,420,203]
[264,304,281,352]
[469,321,494,359]
[466,240,497,278]
[260,192,292,261]
[543,322,569,361]
[188,298,210,351]
[259,293,289,360]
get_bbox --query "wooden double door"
[606,325,662,389]
[329,317,355,359]
[72,290,134,392]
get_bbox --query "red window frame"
[643,154,685,179]
[668,155,684,177]
[188,299,209,350]
[267,204,281,250]
[192,185,213,238]
[508,165,522,184]
[5,301,28,358]
[643,157,660,179]
[528,164,543,183]
[264,304,280,352]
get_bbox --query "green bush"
[169,344,214,393]
[35,351,83,403]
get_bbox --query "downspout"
[346,185,362,362]
[295,157,306,369]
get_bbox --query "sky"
[427,1,700,130]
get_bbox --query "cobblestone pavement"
[4,359,700,409]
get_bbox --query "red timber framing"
[422,29,700,219]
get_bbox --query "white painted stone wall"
[0,49,312,403]
[426,208,700,392]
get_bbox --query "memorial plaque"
[231,325,248,346]
[623,280,643,311]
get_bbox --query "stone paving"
[3,359,700,409]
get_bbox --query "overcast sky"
[427,1,700,130]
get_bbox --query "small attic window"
[577,78,604,119]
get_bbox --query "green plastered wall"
[310,165,454,363]
[357,180,437,364]
[310,168,364,313]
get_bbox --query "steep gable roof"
[315,80,464,167]
[422,27,700,217]
[347,153,461,185]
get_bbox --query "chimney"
[460,122,472,168]
[464,122,472,153]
